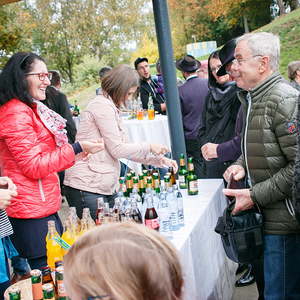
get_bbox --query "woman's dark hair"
[0,52,45,106]
[207,50,220,88]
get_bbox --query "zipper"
[244,93,252,188]
[38,179,46,202]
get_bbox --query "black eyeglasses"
[25,72,52,81]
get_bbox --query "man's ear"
[258,56,269,73]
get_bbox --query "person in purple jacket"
[199,49,241,178]
[176,55,209,177]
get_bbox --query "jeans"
[264,234,300,300]
[11,256,30,275]
[65,186,117,220]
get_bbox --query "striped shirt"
[0,209,13,239]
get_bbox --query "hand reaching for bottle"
[160,157,178,173]
[150,144,170,156]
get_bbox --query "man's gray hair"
[237,32,280,71]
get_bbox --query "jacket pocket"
[87,162,117,192]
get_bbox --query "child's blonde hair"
[64,222,183,300]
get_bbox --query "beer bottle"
[187,157,198,195]
[73,100,80,116]
[164,175,171,189]
[55,266,68,300]
[144,195,160,231]
[42,283,55,300]
[126,173,133,196]
[153,172,160,194]
[8,286,21,300]
[178,153,188,189]
[146,176,153,190]
[168,167,176,185]
[142,170,148,186]
[119,177,127,195]
[30,269,43,300]
[138,174,145,196]
[132,176,139,192]
[41,266,54,286]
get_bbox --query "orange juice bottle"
[148,95,155,120]
[61,219,75,256]
[46,221,63,270]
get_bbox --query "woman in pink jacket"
[64,64,177,220]
[0,52,103,270]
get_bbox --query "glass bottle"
[41,266,55,286]
[82,207,96,229]
[187,157,198,195]
[178,153,188,189]
[168,167,176,185]
[73,100,80,116]
[46,221,63,270]
[42,283,55,300]
[119,177,127,195]
[96,197,105,225]
[144,195,160,231]
[158,190,173,239]
[138,174,146,197]
[30,269,43,300]
[61,219,75,255]
[173,184,184,227]
[148,95,155,120]
[55,266,68,300]
[153,172,160,194]
[130,200,143,223]
[8,286,21,300]
[126,173,133,197]
[167,186,180,231]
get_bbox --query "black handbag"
[215,200,264,264]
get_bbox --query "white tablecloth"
[173,179,236,300]
[121,115,171,173]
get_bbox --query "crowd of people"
[0,30,300,300]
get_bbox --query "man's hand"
[160,157,178,173]
[223,165,245,182]
[79,140,105,154]
[201,143,218,161]
[223,188,254,214]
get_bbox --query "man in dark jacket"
[44,70,77,144]
[223,32,300,299]
[176,55,208,177]
[134,57,166,114]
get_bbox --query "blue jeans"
[264,234,300,300]
[11,256,30,275]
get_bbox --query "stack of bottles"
[7,263,68,300]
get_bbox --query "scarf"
[33,100,68,147]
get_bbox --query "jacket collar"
[238,71,282,104]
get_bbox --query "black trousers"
[252,257,265,300]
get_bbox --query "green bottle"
[8,286,21,300]
[187,157,198,195]
[178,153,188,189]
[73,100,80,116]
[153,172,160,194]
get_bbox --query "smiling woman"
[0,52,104,271]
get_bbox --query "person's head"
[156,59,161,75]
[231,32,280,90]
[99,66,112,81]
[197,60,208,79]
[64,223,183,300]
[0,52,51,106]
[176,55,201,79]
[49,70,61,89]
[287,61,300,83]
[134,57,150,81]
[216,39,237,79]
[101,64,139,107]
[208,51,230,87]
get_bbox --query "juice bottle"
[61,219,75,255]
[46,221,63,270]
[148,95,155,120]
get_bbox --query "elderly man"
[134,57,166,114]
[223,32,300,299]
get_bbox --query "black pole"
[152,0,186,164]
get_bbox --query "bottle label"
[188,163,194,171]
[189,180,198,192]
[57,281,67,297]
[178,175,185,184]
[32,282,43,300]
[180,158,185,166]
[52,236,71,250]
[145,218,159,230]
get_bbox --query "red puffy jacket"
[0,99,75,218]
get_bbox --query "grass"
[66,8,300,108]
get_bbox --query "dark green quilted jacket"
[235,72,300,234]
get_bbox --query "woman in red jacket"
[0,52,104,270]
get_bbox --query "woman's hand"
[150,144,170,156]
[160,157,178,173]
[79,140,105,154]
[0,176,17,192]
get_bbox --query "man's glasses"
[25,72,52,81]
[231,55,263,66]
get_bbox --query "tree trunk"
[243,15,249,33]
[277,0,286,15]
[289,0,300,10]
